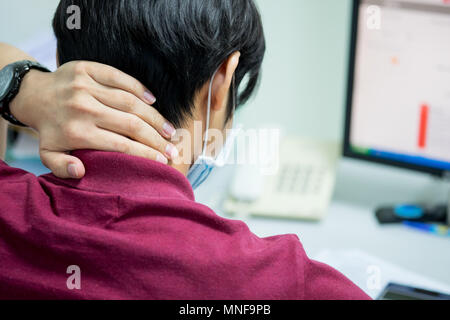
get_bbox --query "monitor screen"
[344,0,450,176]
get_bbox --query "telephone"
[224,137,339,221]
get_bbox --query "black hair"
[53,0,266,127]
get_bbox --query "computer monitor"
[344,0,450,177]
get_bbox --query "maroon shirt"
[0,150,370,300]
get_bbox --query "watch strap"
[0,60,51,126]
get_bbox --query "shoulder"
[303,258,372,300]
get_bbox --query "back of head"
[53,0,266,127]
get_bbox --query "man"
[0,0,370,299]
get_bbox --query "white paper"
[314,249,450,299]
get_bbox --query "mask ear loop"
[231,73,236,122]
[202,68,219,158]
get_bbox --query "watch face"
[0,65,15,101]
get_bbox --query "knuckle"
[132,81,142,95]
[148,151,159,161]
[86,106,100,117]
[108,69,121,83]
[67,97,86,113]
[146,108,160,125]
[115,140,130,154]
[155,137,166,152]
[63,123,83,145]
[126,116,142,135]
[70,78,87,92]
[122,94,137,112]
[73,61,86,75]
[62,123,77,139]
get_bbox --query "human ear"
[210,51,240,111]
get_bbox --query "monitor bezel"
[343,0,445,177]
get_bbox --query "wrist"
[9,69,49,129]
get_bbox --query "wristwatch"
[0,60,51,126]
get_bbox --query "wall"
[243,0,352,142]
[0,0,352,142]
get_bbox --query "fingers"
[40,150,86,179]
[87,129,170,164]
[95,106,179,160]
[91,84,176,139]
[83,62,157,105]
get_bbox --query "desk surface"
[195,158,450,287]
[238,201,450,286]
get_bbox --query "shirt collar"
[41,150,195,201]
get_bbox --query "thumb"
[40,150,86,179]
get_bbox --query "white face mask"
[187,70,239,190]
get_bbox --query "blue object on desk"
[403,221,450,237]
[395,205,424,219]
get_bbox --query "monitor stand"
[375,173,450,225]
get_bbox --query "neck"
[168,117,203,177]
